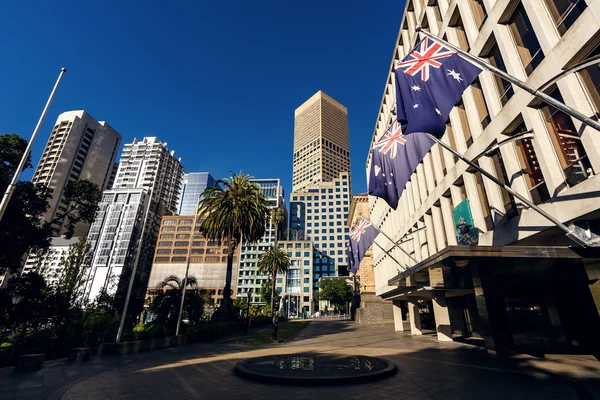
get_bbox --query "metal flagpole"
[0,68,67,223]
[373,240,407,270]
[116,189,154,343]
[175,205,199,336]
[416,26,600,133]
[428,134,589,247]
[370,223,419,264]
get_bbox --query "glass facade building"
[177,172,214,215]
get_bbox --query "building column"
[392,300,405,332]
[408,298,422,335]
[432,291,453,342]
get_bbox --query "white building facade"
[367,0,600,356]
[85,137,184,302]
[22,237,81,287]
[32,110,121,237]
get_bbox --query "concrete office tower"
[292,91,351,192]
[32,111,121,237]
[85,137,184,302]
[276,240,315,316]
[367,0,600,355]
[148,215,240,309]
[237,179,286,304]
[289,172,351,286]
[177,172,215,215]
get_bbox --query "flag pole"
[373,240,407,271]
[428,134,589,247]
[0,68,66,223]
[370,223,419,264]
[415,26,600,133]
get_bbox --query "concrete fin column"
[432,291,453,342]
[392,300,405,332]
[408,299,422,335]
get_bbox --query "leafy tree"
[52,180,102,239]
[0,134,52,275]
[318,278,354,312]
[55,237,92,308]
[148,275,204,333]
[257,245,290,313]
[197,172,270,319]
[259,279,280,313]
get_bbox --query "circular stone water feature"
[234,353,396,385]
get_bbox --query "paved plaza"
[1,320,600,399]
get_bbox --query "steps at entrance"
[356,296,394,324]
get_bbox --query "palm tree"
[270,207,284,243]
[197,172,270,320]
[149,275,202,332]
[257,245,290,313]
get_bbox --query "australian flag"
[348,217,379,274]
[369,37,482,209]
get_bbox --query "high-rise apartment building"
[32,110,121,237]
[177,172,214,215]
[22,236,81,287]
[292,91,350,192]
[237,179,286,304]
[84,137,184,302]
[368,0,600,356]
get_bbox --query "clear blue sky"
[1,0,404,199]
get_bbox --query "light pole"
[244,290,251,335]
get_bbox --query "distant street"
[3,319,599,399]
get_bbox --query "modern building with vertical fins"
[84,137,184,303]
[292,91,351,193]
[237,178,286,304]
[32,110,121,237]
[367,0,600,357]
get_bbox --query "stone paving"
[1,320,600,399]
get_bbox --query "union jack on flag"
[395,37,455,82]
[350,218,372,242]
[374,121,406,159]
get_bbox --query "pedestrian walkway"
[1,320,599,399]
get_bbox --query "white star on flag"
[374,165,381,176]
[435,108,441,115]
[413,104,419,109]
[411,85,421,91]
[447,69,463,82]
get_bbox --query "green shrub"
[186,321,242,343]
[133,324,170,341]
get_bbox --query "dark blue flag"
[395,37,482,138]
[369,37,482,209]
[348,217,379,274]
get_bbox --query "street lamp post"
[244,290,251,335]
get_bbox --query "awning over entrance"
[387,245,600,286]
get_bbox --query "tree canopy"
[197,171,270,319]
[317,278,354,311]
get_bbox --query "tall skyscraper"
[32,110,122,237]
[237,179,286,304]
[288,91,352,290]
[84,137,184,302]
[292,91,350,192]
[177,172,215,215]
